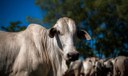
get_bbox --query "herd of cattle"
[64,56,128,76]
[0,17,127,76]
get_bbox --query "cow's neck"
[45,31,67,76]
[34,29,66,76]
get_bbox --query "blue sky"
[0,0,45,26]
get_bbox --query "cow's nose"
[67,52,79,61]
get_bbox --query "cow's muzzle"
[67,52,79,61]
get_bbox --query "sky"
[0,0,45,26]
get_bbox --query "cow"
[113,56,128,76]
[63,60,84,76]
[0,17,91,76]
[103,58,114,76]
[95,58,114,76]
[83,57,99,76]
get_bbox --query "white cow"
[63,60,84,76]
[0,17,91,76]
[113,56,128,76]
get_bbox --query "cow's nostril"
[67,53,72,58]
[67,52,79,61]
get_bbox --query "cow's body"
[0,25,66,76]
[0,17,91,76]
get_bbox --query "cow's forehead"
[55,17,76,34]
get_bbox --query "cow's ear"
[49,28,57,38]
[77,30,91,40]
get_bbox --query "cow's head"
[49,17,91,62]
[83,57,99,76]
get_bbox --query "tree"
[35,0,128,58]
[0,21,26,32]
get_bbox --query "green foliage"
[0,21,26,32]
[35,0,128,58]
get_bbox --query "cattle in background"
[0,17,91,76]
[64,56,128,76]
[113,56,128,76]
[98,56,128,76]
[103,58,114,76]
[64,57,99,76]
[88,56,128,76]
[63,60,83,76]
[95,58,114,76]
[83,57,99,76]
[99,56,128,76]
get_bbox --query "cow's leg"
[113,67,117,76]
[120,70,124,76]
